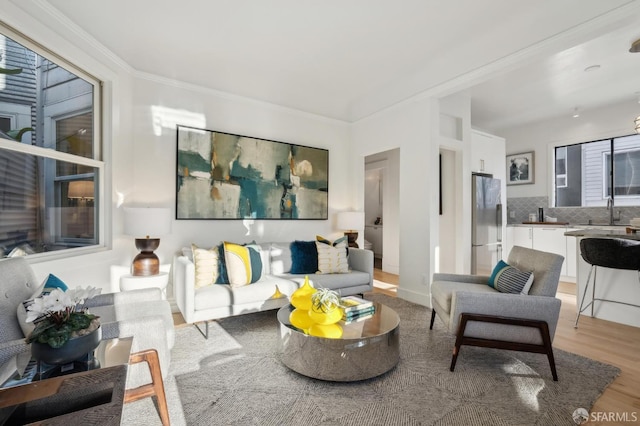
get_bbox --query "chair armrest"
[348,248,373,285]
[0,338,29,367]
[83,288,163,309]
[100,315,170,389]
[450,291,562,338]
[432,273,489,285]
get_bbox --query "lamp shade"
[336,211,364,231]
[68,181,94,199]
[124,207,171,238]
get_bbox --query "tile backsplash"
[506,196,640,225]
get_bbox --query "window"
[554,134,640,207]
[0,23,102,258]
[555,146,567,188]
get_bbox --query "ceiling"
[36,0,640,125]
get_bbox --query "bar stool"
[575,238,640,328]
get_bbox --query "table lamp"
[337,211,364,248]
[124,207,171,276]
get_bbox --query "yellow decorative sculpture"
[308,287,343,325]
[289,308,315,331]
[290,276,316,310]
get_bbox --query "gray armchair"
[0,257,174,389]
[430,246,564,380]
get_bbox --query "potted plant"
[308,288,342,325]
[25,286,102,364]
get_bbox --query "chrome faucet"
[607,196,620,225]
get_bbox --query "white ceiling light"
[572,107,580,118]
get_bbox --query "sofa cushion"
[223,242,263,287]
[268,243,292,274]
[290,240,318,274]
[191,244,222,288]
[315,236,349,274]
[488,260,534,294]
[282,271,369,292]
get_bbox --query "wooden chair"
[124,349,170,425]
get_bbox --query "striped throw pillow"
[191,244,221,288]
[315,235,349,274]
[488,260,534,294]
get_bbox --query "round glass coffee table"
[277,302,400,381]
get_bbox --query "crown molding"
[351,0,640,124]
[28,0,134,74]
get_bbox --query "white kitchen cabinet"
[565,228,578,278]
[532,227,568,276]
[511,226,533,249]
[471,130,505,178]
[505,225,576,280]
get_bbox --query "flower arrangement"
[25,286,102,349]
[311,288,341,313]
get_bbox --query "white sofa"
[173,242,373,334]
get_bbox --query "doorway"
[365,149,400,292]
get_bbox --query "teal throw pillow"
[488,260,534,294]
[290,241,318,274]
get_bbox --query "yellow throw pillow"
[223,242,263,287]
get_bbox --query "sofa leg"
[429,310,436,330]
[194,321,209,339]
[124,349,170,426]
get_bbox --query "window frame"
[550,134,640,208]
[0,21,106,260]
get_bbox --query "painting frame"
[176,125,329,220]
[506,151,535,185]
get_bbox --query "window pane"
[0,33,94,157]
[0,149,97,257]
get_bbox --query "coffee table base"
[278,323,400,381]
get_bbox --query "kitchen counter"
[566,231,640,328]
[564,228,640,240]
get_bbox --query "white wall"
[352,98,439,306]
[2,3,351,296]
[500,98,640,200]
[438,92,472,274]
[130,77,352,275]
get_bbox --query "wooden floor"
[373,271,640,424]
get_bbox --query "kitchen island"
[565,228,640,328]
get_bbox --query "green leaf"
[0,66,22,75]
[5,127,33,141]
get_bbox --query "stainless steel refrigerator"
[471,173,502,275]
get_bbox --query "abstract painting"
[506,151,534,185]
[176,125,328,219]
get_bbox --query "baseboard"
[396,287,431,308]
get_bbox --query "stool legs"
[575,265,596,328]
[124,349,170,426]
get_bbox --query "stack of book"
[341,296,375,323]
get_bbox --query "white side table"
[111,265,170,299]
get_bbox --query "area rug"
[122,293,619,426]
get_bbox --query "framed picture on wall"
[506,151,534,185]
[176,125,329,220]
